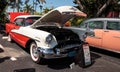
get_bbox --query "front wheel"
[30,42,42,63]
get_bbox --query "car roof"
[15,15,41,19]
[84,18,120,22]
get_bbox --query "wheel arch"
[25,39,36,50]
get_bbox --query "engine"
[36,26,81,46]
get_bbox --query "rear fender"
[6,23,20,35]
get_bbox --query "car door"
[7,18,24,32]
[10,18,26,45]
[6,18,24,34]
[102,21,120,52]
[85,21,104,48]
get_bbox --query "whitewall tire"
[30,42,42,63]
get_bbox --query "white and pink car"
[7,6,90,64]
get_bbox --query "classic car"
[6,15,41,35]
[7,6,91,64]
[78,18,120,53]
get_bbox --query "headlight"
[46,34,53,44]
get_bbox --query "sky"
[42,0,76,8]
[7,0,76,12]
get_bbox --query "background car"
[78,18,120,53]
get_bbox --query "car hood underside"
[32,6,87,27]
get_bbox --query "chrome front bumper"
[37,44,82,59]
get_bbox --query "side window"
[25,17,40,26]
[88,21,104,29]
[79,23,87,28]
[107,21,120,30]
[25,19,33,26]
[14,18,24,26]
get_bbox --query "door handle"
[104,30,109,32]
[89,36,101,39]
[94,37,101,39]
[114,36,120,38]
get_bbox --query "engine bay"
[36,26,81,45]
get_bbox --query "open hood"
[32,6,87,26]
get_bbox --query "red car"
[6,15,41,35]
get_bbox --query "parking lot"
[0,34,120,72]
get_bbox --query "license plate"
[68,51,76,57]
[83,44,91,66]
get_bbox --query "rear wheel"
[30,42,42,63]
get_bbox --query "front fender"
[11,27,58,49]
[35,34,58,49]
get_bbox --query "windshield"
[25,17,40,26]
[33,22,61,28]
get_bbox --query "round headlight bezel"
[46,34,53,44]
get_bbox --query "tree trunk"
[16,0,19,12]
[75,0,84,11]
[96,0,112,17]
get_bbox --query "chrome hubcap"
[32,46,38,59]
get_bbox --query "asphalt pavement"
[0,33,120,72]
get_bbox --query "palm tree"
[23,4,34,14]
[75,0,84,11]
[34,2,38,12]
[9,0,23,12]
[24,0,46,14]
[0,0,8,27]
[39,5,43,12]
[36,0,46,4]
[32,0,46,14]
[8,0,15,12]
[42,7,53,14]
[74,0,119,17]
[10,5,15,12]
